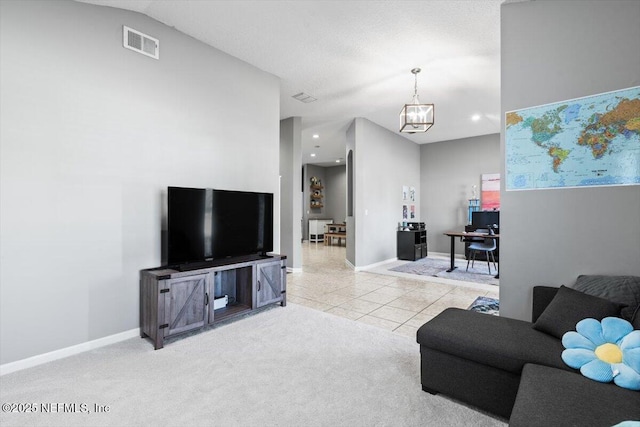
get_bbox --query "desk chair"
[466,229,497,274]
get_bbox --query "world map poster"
[505,86,640,190]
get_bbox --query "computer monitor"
[472,211,500,229]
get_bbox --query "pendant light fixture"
[399,68,434,133]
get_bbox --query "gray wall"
[302,164,328,239]
[279,117,302,270]
[500,0,640,321]
[324,165,347,225]
[301,164,346,240]
[347,118,421,267]
[0,1,280,364]
[421,134,500,255]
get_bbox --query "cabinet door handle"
[257,280,261,291]
[205,292,209,306]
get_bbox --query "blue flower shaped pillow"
[562,317,640,390]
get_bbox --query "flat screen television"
[167,186,273,266]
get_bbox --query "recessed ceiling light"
[335,159,341,163]
[471,114,481,121]
[310,153,316,157]
[312,134,319,139]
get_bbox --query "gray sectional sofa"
[416,275,640,426]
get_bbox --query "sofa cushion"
[533,285,626,339]
[416,308,569,374]
[573,275,640,328]
[510,364,640,427]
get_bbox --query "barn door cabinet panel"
[164,273,209,336]
[140,271,209,350]
[256,258,287,308]
[140,255,287,350]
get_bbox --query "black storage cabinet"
[397,227,427,261]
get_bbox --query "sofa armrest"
[532,286,559,323]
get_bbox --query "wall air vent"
[123,26,159,60]
[292,92,317,103]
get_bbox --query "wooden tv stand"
[140,254,286,349]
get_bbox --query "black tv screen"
[167,187,273,265]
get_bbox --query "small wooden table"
[443,230,500,278]
[323,223,346,246]
[324,232,346,246]
[327,223,346,232]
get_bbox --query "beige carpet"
[0,304,505,427]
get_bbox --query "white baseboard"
[348,257,398,272]
[0,328,140,376]
[287,267,303,273]
[345,258,355,270]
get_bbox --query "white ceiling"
[76,0,502,167]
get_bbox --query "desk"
[465,225,500,261]
[443,231,500,278]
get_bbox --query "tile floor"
[286,242,499,339]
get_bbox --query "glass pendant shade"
[399,68,434,133]
[400,100,434,133]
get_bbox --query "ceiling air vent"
[292,92,317,103]
[123,26,159,60]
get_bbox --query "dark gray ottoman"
[510,364,640,427]
[416,308,568,418]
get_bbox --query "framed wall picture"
[481,173,500,210]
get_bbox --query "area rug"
[0,303,506,427]
[390,257,499,286]
[468,296,500,316]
